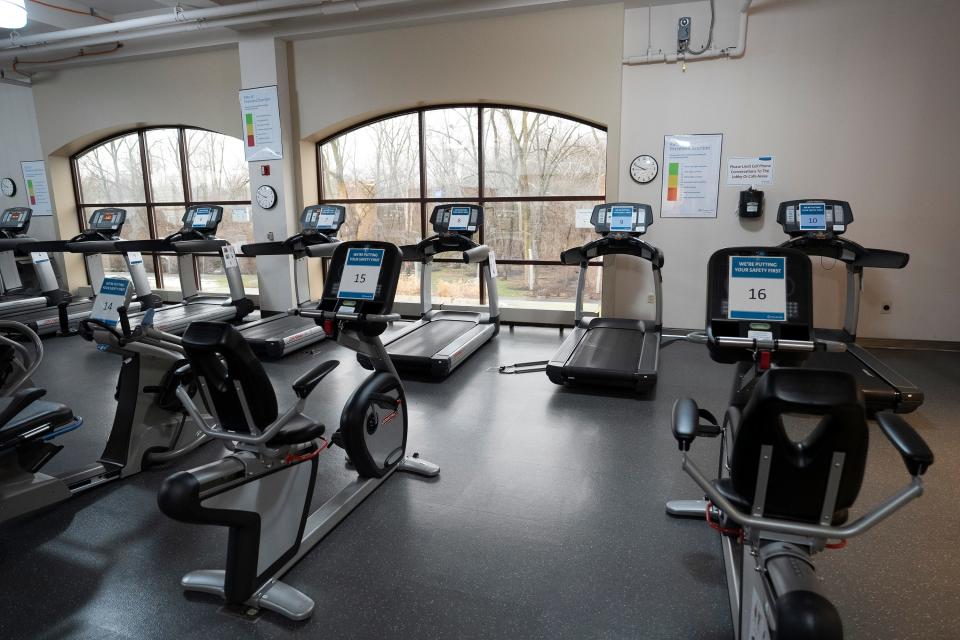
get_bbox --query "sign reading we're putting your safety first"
[727,256,787,321]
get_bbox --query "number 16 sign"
[728,256,787,321]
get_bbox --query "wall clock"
[629,155,659,184]
[256,184,277,209]
[1,178,15,197]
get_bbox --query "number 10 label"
[728,256,787,321]
[338,248,385,300]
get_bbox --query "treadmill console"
[591,202,653,235]
[777,199,853,238]
[0,207,32,235]
[430,204,482,236]
[319,240,402,318]
[182,205,223,233]
[705,246,813,365]
[302,204,345,235]
[88,208,126,232]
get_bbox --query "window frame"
[70,125,252,291]
[316,104,606,304]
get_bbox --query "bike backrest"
[730,367,868,523]
[181,322,278,432]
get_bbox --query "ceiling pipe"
[4,0,333,49]
[0,0,418,63]
[623,0,752,65]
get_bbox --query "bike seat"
[0,400,76,451]
[265,414,326,447]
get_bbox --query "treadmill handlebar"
[462,245,490,264]
[293,308,401,324]
[561,235,664,267]
[781,236,909,269]
[401,234,479,262]
[704,334,847,354]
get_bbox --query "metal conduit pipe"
[4,0,335,49]
[623,0,752,65]
[0,0,417,62]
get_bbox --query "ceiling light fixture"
[0,0,27,29]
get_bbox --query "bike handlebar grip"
[672,398,700,451]
[875,412,934,476]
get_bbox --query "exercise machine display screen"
[338,247,384,300]
[798,203,826,231]
[303,204,344,232]
[430,204,482,234]
[609,205,635,232]
[90,208,125,230]
[448,207,472,231]
[591,202,652,234]
[0,207,31,229]
[183,205,222,231]
[778,199,852,236]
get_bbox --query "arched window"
[317,105,606,310]
[72,127,255,293]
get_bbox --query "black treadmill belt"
[239,314,315,341]
[567,327,646,373]
[389,320,476,358]
[802,350,896,406]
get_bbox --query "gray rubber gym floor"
[0,326,957,639]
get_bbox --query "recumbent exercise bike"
[158,240,439,621]
[666,246,933,639]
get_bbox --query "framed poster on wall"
[660,133,722,218]
[239,85,283,161]
[20,161,53,216]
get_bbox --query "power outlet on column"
[647,294,655,304]
[880,302,892,315]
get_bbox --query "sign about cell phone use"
[338,248,385,300]
[728,256,787,321]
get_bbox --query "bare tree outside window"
[73,127,256,294]
[318,105,606,310]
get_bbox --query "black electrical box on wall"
[738,188,764,218]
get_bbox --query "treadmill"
[238,204,344,358]
[378,203,499,378]
[546,202,663,393]
[116,205,254,335]
[777,198,923,413]
[7,208,161,335]
[0,207,71,318]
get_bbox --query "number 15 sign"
[728,256,787,321]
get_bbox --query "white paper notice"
[726,156,775,186]
[20,161,54,216]
[239,85,283,161]
[660,134,723,218]
[575,208,594,229]
[221,244,239,269]
[727,256,787,322]
[339,248,385,300]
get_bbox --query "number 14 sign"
[728,256,787,321]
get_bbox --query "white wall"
[0,83,57,241]
[616,0,960,341]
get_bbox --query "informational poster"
[660,134,722,218]
[575,207,593,229]
[727,256,787,322]
[339,248,384,300]
[91,277,132,327]
[20,160,53,216]
[726,156,775,186]
[238,85,283,161]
